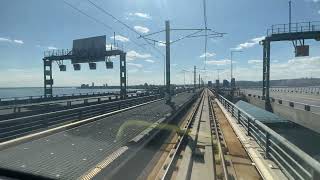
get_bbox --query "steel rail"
[208,92,229,180]
[160,91,205,180]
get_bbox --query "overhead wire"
[62,0,163,58]
[86,0,165,57]
[203,0,208,70]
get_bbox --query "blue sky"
[1,0,320,87]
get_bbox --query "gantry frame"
[262,21,320,111]
[43,49,127,99]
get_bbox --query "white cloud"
[232,36,265,50]
[111,35,129,42]
[248,59,262,64]
[158,41,166,47]
[157,40,173,47]
[48,46,58,50]
[0,37,24,45]
[128,62,143,68]
[106,44,112,50]
[145,59,155,63]
[251,36,265,43]
[236,56,320,81]
[0,37,11,42]
[106,44,119,50]
[200,52,216,58]
[206,59,231,66]
[13,40,24,44]
[134,26,150,33]
[127,50,151,61]
[129,12,152,19]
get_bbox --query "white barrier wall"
[246,95,320,134]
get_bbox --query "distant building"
[91,82,94,87]
[208,81,213,88]
[231,78,236,88]
[80,84,90,88]
[216,80,220,88]
[223,79,229,88]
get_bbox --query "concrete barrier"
[246,95,320,134]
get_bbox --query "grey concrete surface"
[0,92,195,179]
[246,96,320,134]
[243,89,320,106]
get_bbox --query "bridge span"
[0,88,319,180]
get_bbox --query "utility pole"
[165,20,171,104]
[126,69,128,91]
[194,66,196,92]
[230,50,242,79]
[183,71,186,88]
[217,69,223,81]
[289,0,292,32]
[198,74,201,88]
[163,56,166,86]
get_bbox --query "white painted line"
[0,99,162,149]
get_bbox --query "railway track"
[147,89,260,180]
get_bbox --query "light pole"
[230,50,242,80]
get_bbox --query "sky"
[1,0,320,87]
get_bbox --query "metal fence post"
[265,132,270,159]
[247,117,251,136]
[231,105,234,117]
[237,110,241,124]
[78,110,82,120]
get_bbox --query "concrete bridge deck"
[0,92,195,179]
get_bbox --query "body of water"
[0,87,121,99]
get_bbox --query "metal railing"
[267,21,320,36]
[43,46,122,58]
[0,95,161,142]
[244,87,320,95]
[0,93,142,118]
[241,89,320,115]
[218,95,320,180]
[0,91,135,105]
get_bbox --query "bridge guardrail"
[242,87,320,96]
[0,94,161,143]
[0,93,144,116]
[218,94,320,180]
[242,91,320,115]
[0,91,119,104]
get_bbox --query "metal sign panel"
[72,35,106,64]
[295,45,309,57]
[89,62,97,70]
[73,64,81,71]
[106,61,113,69]
[59,65,66,71]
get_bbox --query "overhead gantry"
[262,21,320,111]
[43,47,127,99]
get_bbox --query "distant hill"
[236,78,320,88]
